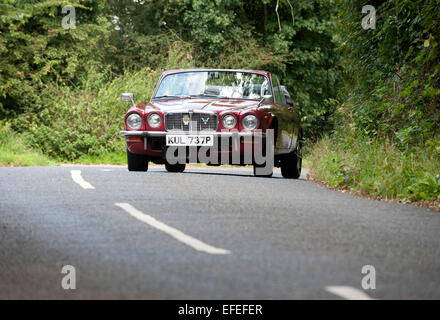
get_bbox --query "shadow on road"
[148,167,309,180]
[184,170,284,179]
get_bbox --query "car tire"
[127,149,149,172]
[253,163,273,177]
[281,144,302,179]
[165,162,186,173]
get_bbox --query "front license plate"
[166,134,214,146]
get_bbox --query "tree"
[0,0,108,117]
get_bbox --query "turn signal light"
[126,136,143,142]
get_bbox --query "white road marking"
[70,170,95,189]
[325,286,376,300]
[115,202,231,255]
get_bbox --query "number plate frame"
[166,134,214,146]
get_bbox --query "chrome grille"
[165,112,218,132]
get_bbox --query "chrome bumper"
[120,130,268,152]
[119,130,265,138]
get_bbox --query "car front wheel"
[281,144,302,179]
[127,149,149,172]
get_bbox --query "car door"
[280,85,300,151]
[270,74,298,152]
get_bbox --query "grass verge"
[306,134,440,211]
[71,151,127,165]
[0,124,57,167]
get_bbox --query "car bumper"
[118,130,265,138]
[120,130,267,157]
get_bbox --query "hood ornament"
[182,115,190,125]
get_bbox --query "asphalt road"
[0,165,439,299]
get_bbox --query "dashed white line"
[115,202,231,255]
[325,286,376,300]
[70,170,95,189]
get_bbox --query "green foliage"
[17,67,159,160]
[184,0,245,54]
[305,0,440,206]
[335,0,440,148]
[0,0,110,117]
[408,172,440,201]
[0,122,56,166]
[263,0,341,140]
[308,132,440,205]
[11,41,194,161]
[72,151,126,165]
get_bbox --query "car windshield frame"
[152,71,272,101]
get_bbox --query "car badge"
[182,115,190,125]
[201,117,209,125]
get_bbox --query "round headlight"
[222,114,237,129]
[147,113,162,128]
[242,114,258,130]
[126,113,142,130]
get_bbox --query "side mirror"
[262,94,273,103]
[257,94,273,109]
[121,93,135,107]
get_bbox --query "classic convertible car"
[119,69,303,178]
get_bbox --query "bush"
[0,122,56,166]
[14,67,159,161]
[10,41,194,162]
[307,131,440,206]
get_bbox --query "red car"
[119,69,303,178]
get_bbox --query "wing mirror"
[262,94,273,103]
[258,94,273,108]
[121,93,136,107]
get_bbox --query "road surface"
[0,165,439,299]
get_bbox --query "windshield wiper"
[152,95,190,99]
[189,94,229,99]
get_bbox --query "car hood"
[145,98,259,113]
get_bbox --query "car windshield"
[153,71,271,100]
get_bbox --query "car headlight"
[147,113,162,128]
[222,114,237,129]
[126,113,142,130]
[242,114,258,130]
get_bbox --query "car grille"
[165,112,218,132]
